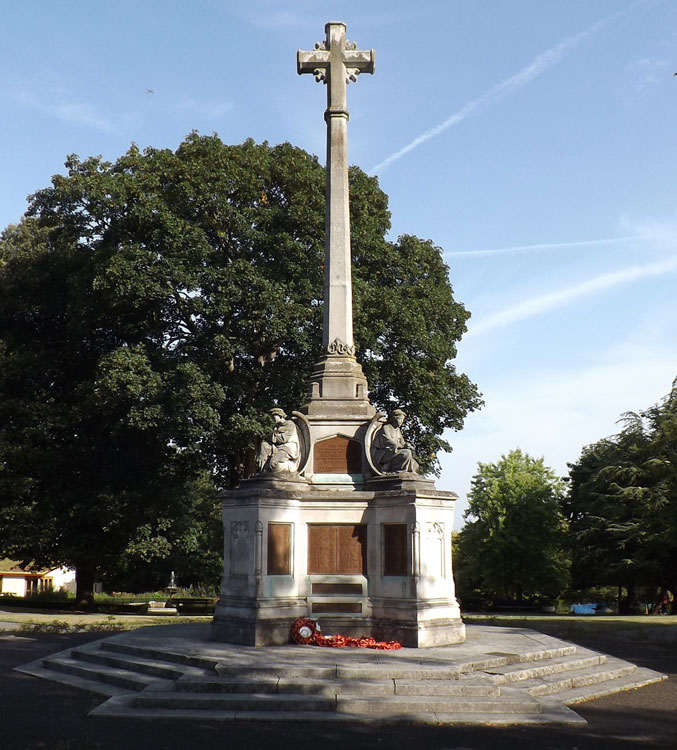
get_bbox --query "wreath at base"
[290,618,402,650]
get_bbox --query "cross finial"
[298,22,375,119]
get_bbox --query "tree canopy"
[564,378,677,603]
[454,449,569,604]
[0,134,481,600]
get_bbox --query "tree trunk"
[627,580,637,608]
[75,565,96,608]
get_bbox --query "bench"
[169,597,217,614]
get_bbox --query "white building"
[0,559,76,597]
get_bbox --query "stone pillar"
[297,22,375,420]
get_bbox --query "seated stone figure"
[257,408,300,473]
[371,408,419,474]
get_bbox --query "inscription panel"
[383,524,408,576]
[314,436,362,474]
[312,602,362,614]
[267,523,291,575]
[308,524,366,575]
[312,582,363,595]
[229,520,250,576]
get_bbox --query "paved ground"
[2,621,676,750]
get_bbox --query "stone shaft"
[297,21,375,354]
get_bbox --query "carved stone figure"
[371,409,419,474]
[257,409,300,473]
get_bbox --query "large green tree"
[564,378,677,604]
[0,134,481,601]
[455,449,569,604]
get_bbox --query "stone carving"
[412,522,421,578]
[230,520,249,541]
[327,337,356,357]
[291,411,312,475]
[427,522,445,577]
[257,409,301,473]
[371,409,419,474]
[428,522,444,539]
[305,37,364,84]
[254,521,264,577]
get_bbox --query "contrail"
[444,236,639,259]
[370,3,647,174]
[469,255,677,336]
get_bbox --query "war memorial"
[211,20,464,649]
[14,22,666,725]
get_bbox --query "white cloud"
[52,102,114,132]
[370,2,650,174]
[469,255,677,336]
[219,0,307,29]
[5,73,115,132]
[619,216,677,249]
[444,236,638,259]
[441,333,677,527]
[4,70,235,132]
[172,98,233,120]
[622,56,671,104]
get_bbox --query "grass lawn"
[2,606,676,640]
[463,612,677,641]
[0,607,211,634]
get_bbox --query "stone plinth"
[303,354,373,420]
[211,473,464,648]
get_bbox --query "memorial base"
[211,608,306,647]
[211,474,464,648]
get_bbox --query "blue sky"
[3,1,677,526]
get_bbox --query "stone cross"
[298,22,374,357]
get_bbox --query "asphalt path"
[1,627,676,750]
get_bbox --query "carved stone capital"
[327,338,356,357]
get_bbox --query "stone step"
[70,647,201,681]
[18,623,667,726]
[175,676,281,694]
[177,676,394,696]
[99,640,219,671]
[26,660,130,698]
[456,645,577,675]
[216,662,460,681]
[133,691,336,713]
[90,694,585,724]
[93,695,527,724]
[42,656,170,692]
[212,661,466,681]
[479,652,607,685]
[336,694,542,715]
[174,675,500,697]
[100,640,578,682]
[394,679,500,696]
[214,664,338,680]
[560,668,668,705]
[132,689,541,716]
[336,664,462,680]
[524,658,638,696]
